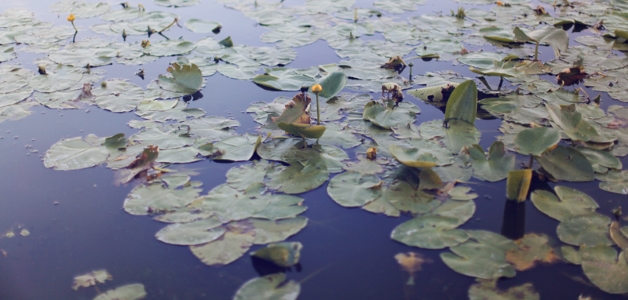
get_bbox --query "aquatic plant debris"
[0,0,623,297]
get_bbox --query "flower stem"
[71,21,77,32]
[315,93,320,125]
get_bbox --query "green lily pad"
[597,170,628,195]
[440,230,517,279]
[514,127,561,156]
[445,80,477,125]
[557,213,614,246]
[93,284,147,300]
[91,79,144,113]
[250,217,308,245]
[536,146,594,182]
[444,120,481,153]
[104,133,128,150]
[266,157,330,194]
[214,134,261,162]
[577,147,623,173]
[29,65,83,93]
[582,247,628,294]
[226,160,283,191]
[185,19,222,33]
[385,181,438,214]
[250,242,302,267]
[545,103,599,143]
[363,100,419,129]
[123,181,202,216]
[155,218,225,246]
[391,215,469,249]
[233,273,300,300]
[513,26,569,59]
[0,46,15,62]
[44,134,109,171]
[143,40,196,57]
[408,83,459,102]
[327,172,381,207]
[530,186,599,222]
[190,221,255,266]
[155,0,200,7]
[253,68,316,91]
[158,62,203,94]
[278,123,326,139]
[466,141,515,182]
[312,71,347,99]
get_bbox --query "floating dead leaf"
[505,233,560,271]
[556,66,588,86]
[72,269,113,290]
[272,93,311,126]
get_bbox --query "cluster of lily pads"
[0,0,626,298]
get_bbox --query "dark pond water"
[0,0,627,299]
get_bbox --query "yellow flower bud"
[67,14,75,22]
[311,84,322,93]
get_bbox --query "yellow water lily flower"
[311,84,322,93]
[67,14,75,22]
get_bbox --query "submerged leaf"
[233,273,300,300]
[250,242,302,267]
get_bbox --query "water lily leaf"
[29,65,83,93]
[327,172,381,207]
[389,145,439,168]
[468,281,539,300]
[143,40,196,57]
[257,139,348,172]
[0,87,34,108]
[557,213,614,246]
[251,194,307,221]
[505,233,560,271]
[458,52,508,69]
[440,230,517,279]
[530,186,598,222]
[514,127,560,156]
[226,160,284,191]
[158,62,203,94]
[155,0,200,7]
[431,200,476,226]
[197,184,271,223]
[577,147,622,173]
[545,103,599,142]
[312,71,347,99]
[100,6,143,21]
[0,46,15,62]
[123,181,202,215]
[479,94,548,126]
[597,170,628,195]
[155,218,225,246]
[278,123,326,139]
[267,157,330,194]
[343,155,387,175]
[506,169,532,202]
[316,123,361,149]
[582,247,628,294]
[190,221,255,266]
[363,100,419,129]
[104,133,128,150]
[219,36,233,48]
[536,146,594,182]
[386,181,438,214]
[250,242,302,267]
[391,215,469,249]
[213,134,261,161]
[408,83,458,102]
[156,147,201,163]
[362,194,401,217]
[513,26,569,59]
[611,221,628,250]
[250,217,308,245]
[72,269,113,290]
[48,46,115,67]
[91,79,144,112]
[467,142,515,182]
[444,120,481,153]
[249,47,297,67]
[253,72,315,91]
[44,134,109,170]
[93,284,146,300]
[233,273,300,300]
[131,127,195,150]
[444,80,477,125]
